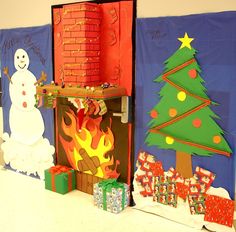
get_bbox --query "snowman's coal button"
[22,91,26,95]
[22,102,27,108]
[22,83,25,86]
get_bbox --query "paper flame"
[59,109,120,179]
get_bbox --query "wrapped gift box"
[188,194,205,215]
[93,179,130,213]
[150,161,164,176]
[135,150,156,197]
[194,166,215,194]
[204,195,234,227]
[176,181,189,201]
[153,175,178,208]
[44,165,76,194]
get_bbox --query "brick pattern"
[62,3,101,86]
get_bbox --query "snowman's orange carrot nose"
[20,60,24,63]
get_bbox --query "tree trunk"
[176,151,193,178]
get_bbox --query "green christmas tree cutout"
[145,33,232,178]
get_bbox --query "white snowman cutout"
[2,48,54,179]
[4,48,46,145]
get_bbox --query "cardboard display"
[53,1,133,95]
[51,1,134,196]
[135,12,236,204]
[0,25,55,179]
[55,97,130,194]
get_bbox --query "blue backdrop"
[135,11,236,199]
[0,25,54,145]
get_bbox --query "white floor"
[0,166,226,232]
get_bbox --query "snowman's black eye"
[22,55,25,58]
[17,56,19,59]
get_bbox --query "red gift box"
[137,151,155,172]
[135,151,157,196]
[189,183,201,195]
[150,161,164,176]
[194,167,215,194]
[167,167,181,181]
[135,174,153,197]
[176,182,189,201]
[204,195,234,227]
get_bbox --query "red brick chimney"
[62,3,101,87]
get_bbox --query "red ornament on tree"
[188,69,197,79]
[192,118,202,128]
[150,109,158,118]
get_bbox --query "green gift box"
[44,165,76,194]
[93,179,130,213]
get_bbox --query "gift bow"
[98,178,123,190]
[49,165,72,175]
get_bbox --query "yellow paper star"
[178,33,194,49]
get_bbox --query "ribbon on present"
[98,179,126,210]
[49,165,73,192]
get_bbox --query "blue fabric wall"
[135,11,236,199]
[0,25,54,145]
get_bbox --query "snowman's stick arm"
[34,71,47,86]
[5,73,12,84]
[3,67,13,84]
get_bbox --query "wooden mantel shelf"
[36,84,127,100]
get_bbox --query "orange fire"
[59,109,120,179]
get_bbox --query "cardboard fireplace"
[36,1,134,194]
